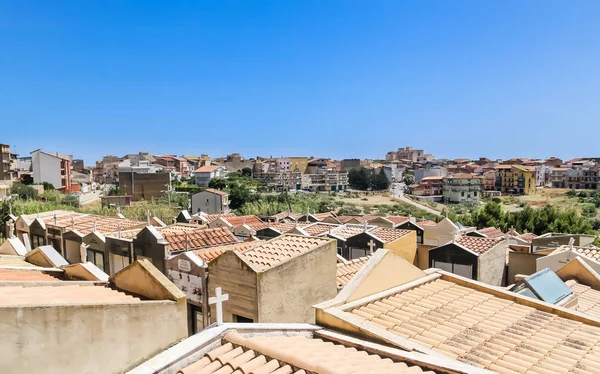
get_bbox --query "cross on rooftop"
[368,239,376,255]
[209,287,229,325]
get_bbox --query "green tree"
[369,169,390,190]
[241,167,252,177]
[403,173,414,186]
[348,169,369,190]
[11,183,37,200]
[208,177,227,190]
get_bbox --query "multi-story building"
[0,144,17,181]
[340,159,361,172]
[414,165,447,183]
[303,172,348,192]
[409,176,443,196]
[556,166,600,189]
[193,165,226,187]
[388,146,427,163]
[30,149,72,193]
[254,171,302,192]
[494,165,536,195]
[442,173,482,204]
[550,168,568,188]
[93,155,120,184]
[482,170,496,191]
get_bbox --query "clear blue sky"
[1,1,599,164]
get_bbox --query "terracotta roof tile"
[455,236,502,255]
[337,215,378,224]
[518,232,537,241]
[191,241,263,263]
[348,277,600,373]
[386,216,409,225]
[203,213,237,223]
[418,220,437,226]
[239,235,332,271]
[303,222,339,237]
[203,188,228,196]
[179,332,436,374]
[43,213,146,235]
[370,227,413,243]
[224,215,269,231]
[573,247,600,262]
[267,221,310,234]
[0,269,59,282]
[337,257,369,288]
[194,165,220,173]
[0,285,141,306]
[163,227,237,252]
[565,280,600,319]
[476,227,505,239]
[329,225,368,240]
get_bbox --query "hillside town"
[2,142,600,373]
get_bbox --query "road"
[79,190,103,205]
[392,183,442,216]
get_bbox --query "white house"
[191,188,230,215]
[194,165,226,187]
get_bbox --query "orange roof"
[0,285,141,306]
[329,225,368,240]
[224,215,269,230]
[444,173,480,179]
[267,221,310,233]
[202,213,237,223]
[337,257,369,288]
[239,235,332,271]
[418,220,437,226]
[43,213,146,235]
[203,188,228,196]
[303,222,338,236]
[163,227,237,251]
[347,277,600,373]
[0,269,59,282]
[476,227,505,239]
[454,236,502,255]
[370,227,413,243]
[386,215,409,225]
[180,331,437,374]
[337,215,378,224]
[194,165,220,173]
[191,241,262,263]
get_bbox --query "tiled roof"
[42,213,146,235]
[179,332,436,374]
[163,227,237,252]
[0,257,41,268]
[337,215,378,224]
[329,225,369,240]
[418,220,437,226]
[191,241,262,263]
[454,236,502,255]
[350,277,600,373]
[566,279,600,319]
[476,227,505,239]
[158,224,202,235]
[203,213,237,223]
[239,235,332,271]
[194,165,219,173]
[0,285,141,306]
[303,222,338,236]
[337,257,369,288]
[265,221,309,234]
[573,247,600,262]
[271,211,303,221]
[518,232,537,241]
[311,212,336,221]
[444,173,480,179]
[203,188,228,196]
[386,216,409,225]
[0,269,59,282]
[224,215,269,230]
[370,227,412,243]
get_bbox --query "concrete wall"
[119,172,170,201]
[258,240,337,323]
[208,252,258,322]
[477,242,507,286]
[191,191,224,215]
[0,300,186,374]
[537,251,600,275]
[383,231,417,264]
[32,151,62,189]
[507,251,545,284]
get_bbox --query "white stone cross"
[368,239,376,255]
[209,287,229,325]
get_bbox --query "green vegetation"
[11,183,38,200]
[348,169,390,190]
[447,201,597,238]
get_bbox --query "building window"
[233,314,253,323]
[473,191,477,197]
[461,191,465,197]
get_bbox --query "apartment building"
[30,149,72,193]
[494,164,536,194]
[0,144,17,181]
[442,173,483,203]
[551,164,599,189]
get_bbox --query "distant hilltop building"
[386,146,434,163]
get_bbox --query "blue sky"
[1,1,599,164]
